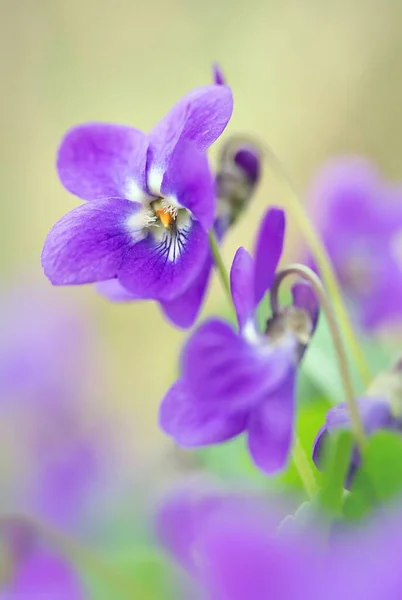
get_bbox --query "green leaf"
[318,431,353,517]
[343,431,402,521]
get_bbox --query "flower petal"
[253,207,285,305]
[247,370,296,474]
[161,140,216,231]
[182,319,293,413]
[230,247,255,329]
[160,254,212,328]
[10,551,83,599]
[57,123,149,201]
[42,199,143,285]
[97,279,139,302]
[159,379,247,446]
[118,218,209,301]
[148,85,233,171]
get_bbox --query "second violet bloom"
[160,207,319,474]
[42,84,233,302]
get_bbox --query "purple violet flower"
[157,487,402,600]
[42,84,233,302]
[96,69,261,329]
[307,157,402,330]
[0,519,83,598]
[159,208,319,473]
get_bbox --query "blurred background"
[2,0,402,596]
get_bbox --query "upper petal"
[182,319,293,413]
[247,369,296,474]
[57,123,149,201]
[159,378,247,447]
[161,140,216,231]
[41,199,143,285]
[230,247,256,329]
[148,85,233,172]
[253,207,285,305]
[118,218,209,301]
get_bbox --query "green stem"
[292,435,319,499]
[209,230,233,308]
[262,144,372,388]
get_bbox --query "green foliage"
[343,431,402,521]
[318,431,353,517]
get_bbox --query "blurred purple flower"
[307,157,402,330]
[157,488,402,600]
[213,62,226,85]
[313,396,400,487]
[0,281,110,529]
[159,208,319,473]
[42,85,233,304]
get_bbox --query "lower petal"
[118,219,208,301]
[159,379,247,447]
[160,253,212,328]
[247,371,296,474]
[182,319,293,413]
[42,199,143,285]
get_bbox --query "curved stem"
[292,434,319,499]
[261,144,371,387]
[209,230,233,309]
[271,264,366,452]
[1,515,137,599]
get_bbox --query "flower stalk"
[261,144,372,387]
[270,264,367,452]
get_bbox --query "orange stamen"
[156,208,174,229]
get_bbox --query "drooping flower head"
[160,208,319,473]
[313,358,402,487]
[42,84,233,302]
[307,157,402,330]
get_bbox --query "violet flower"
[96,68,261,329]
[307,157,402,330]
[159,208,319,473]
[157,488,401,600]
[0,520,83,599]
[98,136,262,328]
[0,281,107,528]
[42,84,233,302]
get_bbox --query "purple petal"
[10,551,83,599]
[230,247,256,329]
[42,199,143,285]
[247,370,296,473]
[57,123,149,201]
[156,487,226,573]
[148,85,233,171]
[160,254,212,328]
[159,379,247,447]
[234,146,261,185]
[312,397,393,471]
[198,505,315,600]
[292,282,319,334]
[253,207,285,304]
[96,279,138,302]
[212,63,226,85]
[161,140,216,231]
[118,219,209,301]
[182,319,293,413]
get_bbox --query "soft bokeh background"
[2,0,402,595]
